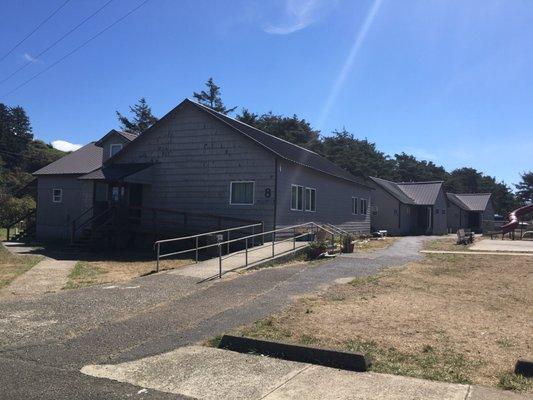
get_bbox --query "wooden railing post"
[6,227,10,241]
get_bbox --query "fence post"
[156,242,160,273]
[293,227,296,250]
[227,230,230,254]
[218,242,222,279]
[6,227,10,241]
[272,232,275,258]
[195,236,199,263]
[251,225,255,247]
[245,237,248,267]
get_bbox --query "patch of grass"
[349,275,380,287]
[0,243,43,289]
[0,228,7,241]
[345,338,479,384]
[354,237,397,252]
[238,317,292,342]
[205,335,223,348]
[63,261,105,290]
[498,372,533,392]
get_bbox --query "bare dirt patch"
[0,243,43,289]
[354,237,397,252]
[236,251,533,391]
[64,257,193,289]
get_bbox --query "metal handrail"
[6,209,36,241]
[155,223,262,245]
[71,205,116,243]
[154,221,336,277]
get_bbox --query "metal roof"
[95,129,138,146]
[447,193,491,211]
[370,177,444,205]
[79,163,153,181]
[33,142,102,175]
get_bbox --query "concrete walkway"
[420,250,533,257]
[81,345,529,400]
[169,240,309,280]
[470,239,533,253]
[1,243,76,297]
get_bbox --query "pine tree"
[193,78,237,114]
[116,97,158,135]
[515,171,533,204]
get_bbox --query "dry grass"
[354,237,397,252]
[423,236,475,252]
[63,257,193,289]
[0,228,7,241]
[236,251,533,391]
[0,243,43,289]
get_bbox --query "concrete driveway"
[0,237,458,399]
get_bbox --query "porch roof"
[79,163,153,181]
[447,193,491,211]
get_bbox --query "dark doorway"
[128,184,143,224]
[468,212,481,231]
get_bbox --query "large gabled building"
[33,99,372,243]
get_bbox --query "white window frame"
[305,187,316,212]
[291,184,304,211]
[229,181,255,205]
[109,143,123,157]
[352,197,358,215]
[360,198,368,215]
[52,188,62,203]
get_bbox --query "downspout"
[273,157,278,231]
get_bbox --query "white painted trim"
[360,198,368,215]
[52,188,62,203]
[229,181,255,205]
[352,197,358,215]
[109,143,123,157]
[290,184,304,211]
[305,187,316,212]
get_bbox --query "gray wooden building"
[367,177,448,235]
[446,193,494,233]
[33,99,372,244]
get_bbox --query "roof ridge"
[397,180,444,185]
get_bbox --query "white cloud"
[23,53,38,63]
[52,140,82,152]
[264,0,330,35]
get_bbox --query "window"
[442,209,446,215]
[371,205,378,216]
[291,184,303,211]
[360,198,368,215]
[52,188,62,203]
[230,181,254,205]
[109,143,123,157]
[305,188,316,212]
[435,208,440,214]
[352,197,358,214]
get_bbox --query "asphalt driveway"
[0,236,429,399]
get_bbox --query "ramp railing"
[154,222,337,277]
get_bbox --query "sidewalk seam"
[464,385,472,400]
[260,364,312,399]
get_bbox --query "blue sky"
[1,0,531,187]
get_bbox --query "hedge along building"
[367,177,448,235]
[446,193,494,233]
[33,99,372,245]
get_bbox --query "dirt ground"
[237,238,533,391]
[64,257,193,289]
[354,236,397,252]
[0,243,43,289]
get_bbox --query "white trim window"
[52,188,62,203]
[360,198,368,215]
[109,143,123,157]
[305,187,316,212]
[291,184,303,211]
[352,197,358,215]
[230,181,254,205]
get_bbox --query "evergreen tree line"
[116,78,531,215]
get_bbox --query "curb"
[218,335,370,372]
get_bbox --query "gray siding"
[113,102,277,230]
[275,159,371,234]
[36,175,91,240]
[370,184,401,235]
[432,188,448,235]
[102,133,131,163]
[446,202,464,233]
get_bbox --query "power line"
[1,0,150,99]
[0,0,72,63]
[0,0,115,86]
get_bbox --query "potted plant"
[342,234,355,253]
[308,240,328,259]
